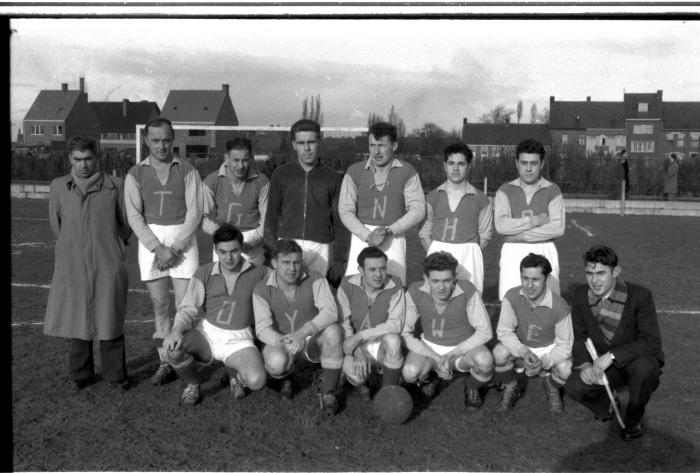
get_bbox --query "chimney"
[122,99,129,117]
[587,96,591,102]
[657,89,663,100]
[61,83,68,92]
[222,84,230,95]
[463,118,468,125]
[79,77,85,93]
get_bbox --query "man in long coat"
[44,136,132,392]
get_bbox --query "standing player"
[339,121,425,285]
[202,137,269,266]
[252,239,344,415]
[419,142,492,293]
[163,224,269,406]
[494,138,565,301]
[263,119,349,285]
[338,247,405,400]
[492,253,572,414]
[565,246,664,441]
[125,117,204,385]
[44,136,132,392]
[402,252,494,411]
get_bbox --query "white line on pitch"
[12,319,153,327]
[11,217,48,221]
[11,242,48,247]
[571,219,595,237]
[11,282,171,295]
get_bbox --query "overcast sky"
[10,18,700,136]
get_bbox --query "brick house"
[91,99,160,153]
[461,119,551,159]
[22,77,99,150]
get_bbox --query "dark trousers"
[69,335,127,382]
[565,355,661,426]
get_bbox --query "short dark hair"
[423,251,458,277]
[357,246,388,268]
[226,137,252,154]
[583,245,618,268]
[443,142,473,163]
[520,253,552,277]
[515,138,546,161]
[272,239,303,259]
[670,153,678,161]
[213,223,243,246]
[67,136,98,155]
[369,121,398,143]
[290,119,321,140]
[144,117,174,138]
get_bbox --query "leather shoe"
[621,423,645,441]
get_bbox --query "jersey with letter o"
[499,182,562,243]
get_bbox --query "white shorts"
[427,241,484,293]
[138,223,199,281]
[345,225,407,285]
[293,239,331,276]
[421,337,470,373]
[499,241,560,300]
[212,243,265,267]
[197,319,256,364]
[363,340,382,362]
[529,343,557,359]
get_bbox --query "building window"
[632,124,653,134]
[31,125,44,135]
[561,134,568,145]
[638,103,648,112]
[578,136,585,146]
[480,147,488,158]
[52,125,63,135]
[188,129,206,137]
[631,141,655,153]
[601,138,606,146]
[677,139,684,148]
[692,139,698,148]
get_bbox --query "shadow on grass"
[557,425,699,472]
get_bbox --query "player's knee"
[553,359,572,381]
[167,348,188,366]
[492,343,511,366]
[149,291,170,316]
[381,333,402,358]
[242,369,267,391]
[472,347,494,372]
[627,355,660,381]
[263,347,289,377]
[402,361,422,383]
[320,323,343,345]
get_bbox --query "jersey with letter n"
[194,262,269,330]
[427,187,490,243]
[500,181,562,243]
[504,287,570,348]
[346,160,418,225]
[340,275,403,331]
[254,272,323,335]
[128,159,194,225]
[204,171,268,230]
[408,279,477,346]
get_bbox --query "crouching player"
[402,252,494,411]
[338,247,405,401]
[493,253,572,414]
[163,224,269,407]
[252,239,344,416]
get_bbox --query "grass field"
[10,197,700,471]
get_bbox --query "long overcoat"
[664,160,679,194]
[44,172,132,340]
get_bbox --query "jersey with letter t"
[340,274,403,331]
[129,160,192,224]
[427,187,490,243]
[407,279,476,346]
[254,273,323,335]
[500,183,561,243]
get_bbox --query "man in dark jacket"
[264,119,349,286]
[565,245,664,441]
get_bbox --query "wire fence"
[11,147,700,198]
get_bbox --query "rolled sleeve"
[172,169,204,251]
[541,312,573,370]
[244,180,269,247]
[418,201,434,241]
[338,173,371,242]
[308,277,340,333]
[496,298,529,358]
[200,180,219,235]
[519,194,566,242]
[358,289,405,341]
[478,200,494,248]
[172,278,205,333]
[337,286,355,339]
[253,292,282,346]
[452,292,493,357]
[494,190,532,236]
[387,174,425,235]
[124,173,161,251]
[401,292,438,359]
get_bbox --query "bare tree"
[517,100,523,124]
[530,103,538,123]
[479,104,515,124]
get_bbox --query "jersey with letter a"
[503,287,570,348]
[426,188,490,243]
[339,275,403,331]
[253,272,323,334]
[128,160,192,225]
[204,172,268,231]
[407,279,477,346]
[193,262,269,330]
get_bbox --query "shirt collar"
[417,279,464,300]
[347,273,397,292]
[65,172,115,190]
[217,162,259,181]
[139,155,182,167]
[265,270,310,288]
[212,259,252,276]
[518,287,553,308]
[363,157,403,171]
[508,176,553,190]
[435,181,477,195]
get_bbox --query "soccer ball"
[372,385,413,424]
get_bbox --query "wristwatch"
[609,352,616,361]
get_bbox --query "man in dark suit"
[564,245,664,441]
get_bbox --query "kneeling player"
[493,253,572,414]
[338,247,405,400]
[402,252,494,411]
[163,224,269,407]
[252,239,343,416]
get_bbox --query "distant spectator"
[664,153,679,201]
[619,150,630,197]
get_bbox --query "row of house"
[462,90,700,162]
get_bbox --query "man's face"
[215,239,243,273]
[426,269,456,303]
[369,134,397,168]
[444,153,470,184]
[516,152,543,185]
[70,149,98,178]
[585,262,621,297]
[359,257,388,291]
[292,131,319,168]
[226,148,251,180]
[145,124,174,162]
[520,266,548,302]
[273,251,303,285]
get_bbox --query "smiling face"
[70,149,98,178]
[226,148,251,180]
[144,124,174,163]
[215,239,243,273]
[585,262,621,297]
[444,152,470,184]
[292,131,320,170]
[273,251,303,285]
[516,152,543,185]
[426,269,456,303]
[359,256,388,291]
[520,266,548,303]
